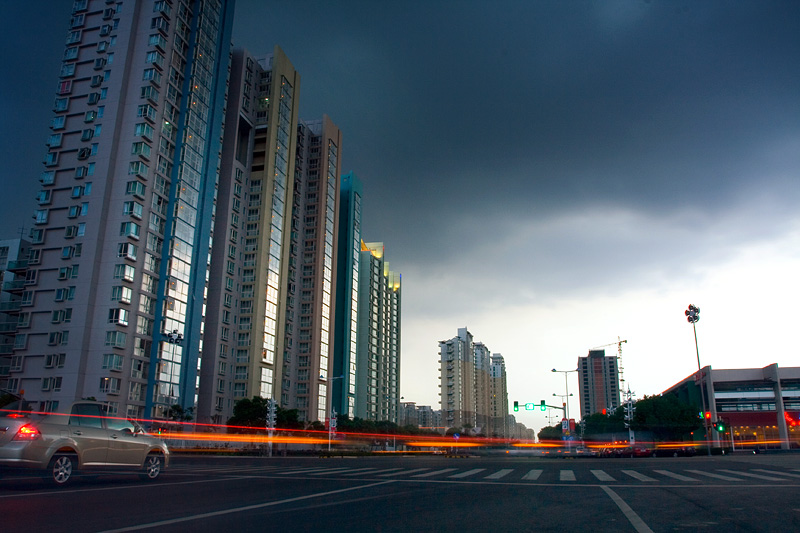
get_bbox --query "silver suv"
[0,395,169,485]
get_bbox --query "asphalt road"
[1,453,798,532]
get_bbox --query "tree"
[227,397,302,431]
[166,404,194,421]
[537,424,563,443]
[631,394,701,442]
[581,409,627,441]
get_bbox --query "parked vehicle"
[0,395,168,485]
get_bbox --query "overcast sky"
[2,1,798,431]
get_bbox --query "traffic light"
[540,400,546,411]
[513,401,519,412]
[714,420,725,432]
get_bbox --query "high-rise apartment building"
[489,354,509,438]
[197,46,301,424]
[332,172,362,418]
[0,239,31,391]
[473,342,492,433]
[439,327,475,429]
[577,349,621,418]
[13,0,235,419]
[355,242,401,422]
[282,116,341,423]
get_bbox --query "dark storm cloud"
[231,1,800,271]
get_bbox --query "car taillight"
[13,424,42,441]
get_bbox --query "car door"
[105,417,149,466]
[68,403,109,465]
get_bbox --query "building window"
[100,377,121,394]
[111,285,133,304]
[102,353,124,371]
[120,221,141,239]
[105,331,127,349]
[113,264,135,283]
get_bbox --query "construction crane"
[591,337,628,392]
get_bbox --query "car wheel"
[140,453,162,480]
[47,453,76,486]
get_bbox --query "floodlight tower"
[685,304,711,456]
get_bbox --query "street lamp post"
[685,304,711,456]
[385,395,404,450]
[552,368,577,448]
[551,368,577,420]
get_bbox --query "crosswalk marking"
[168,464,800,484]
[273,467,345,475]
[522,469,543,481]
[653,470,698,482]
[752,469,800,479]
[484,469,513,480]
[307,467,371,476]
[717,469,788,482]
[378,468,430,477]
[686,469,742,481]
[448,468,486,479]
[340,468,400,476]
[621,470,657,482]
[412,468,457,478]
[591,469,616,482]
[560,470,576,481]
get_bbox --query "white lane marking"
[717,469,789,482]
[448,468,486,479]
[653,470,698,482]
[601,485,655,533]
[484,469,513,480]
[378,468,430,477]
[521,469,543,481]
[99,480,396,532]
[621,470,657,482]
[752,469,800,479]
[412,468,457,478]
[0,475,257,500]
[685,470,742,481]
[591,469,616,482]
[560,470,576,481]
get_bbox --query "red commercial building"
[663,364,800,450]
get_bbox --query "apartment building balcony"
[0,300,22,313]
[2,280,25,293]
[6,260,29,273]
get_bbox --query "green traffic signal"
[715,420,725,432]
[513,401,519,412]
[540,400,546,411]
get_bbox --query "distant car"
[0,396,168,485]
[654,446,697,457]
[620,445,654,458]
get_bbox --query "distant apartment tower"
[439,327,475,429]
[489,354,509,438]
[0,239,31,390]
[332,172,362,418]
[355,242,401,422]
[473,342,492,434]
[282,116,341,423]
[13,0,235,418]
[197,46,301,424]
[577,349,621,418]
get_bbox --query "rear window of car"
[69,404,105,428]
